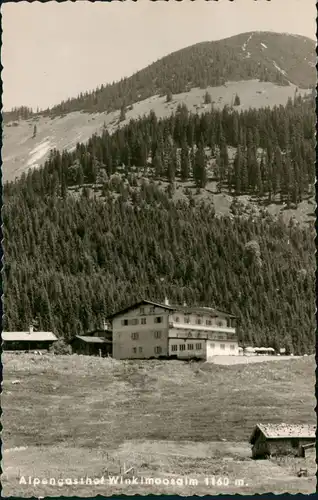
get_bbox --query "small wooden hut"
[249,423,316,459]
[70,335,112,357]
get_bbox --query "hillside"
[2,81,312,183]
[2,354,316,496]
[3,93,316,353]
[2,32,315,354]
[2,31,315,182]
[3,30,315,123]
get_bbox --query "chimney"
[29,324,34,334]
[164,297,169,306]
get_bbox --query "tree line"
[5,92,315,207]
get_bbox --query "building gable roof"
[108,300,235,320]
[2,331,58,342]
[107,300,174,319]
[250,423,316,444]
[170,305,236,318]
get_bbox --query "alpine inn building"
[108,299,238,360]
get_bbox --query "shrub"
[50,339,72,355]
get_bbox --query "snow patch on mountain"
[272,61,287,76]
[27,139,52,167]
[242,33,253,52]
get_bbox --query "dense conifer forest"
[3,93,315,354]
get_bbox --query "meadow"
[2,353,316,496]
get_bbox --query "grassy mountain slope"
[40,31,315,114]
[4,30,314,122]
[2,80,311,183]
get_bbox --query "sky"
[2,0,316,111]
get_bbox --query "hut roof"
[250,423,316,444]
[71,336,112,344]
[2,331,57,342]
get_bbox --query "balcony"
[169,321,235,334]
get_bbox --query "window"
[171,345,178,352]
[149,306,155,314]
[154,316,163,324]
[139,347,143,353]
[132,347,137,354]
[195,343,202,350]
[230,345,235,350]
[131,318,139,325]
[217,320,224,327]
[154,331,162,339]
[155,346,162,354]
[141,318,147,325]
[179,344,186,351]
[188,344,194,350]
[121,319,128,326]
[206,320,212,326]
[175,316,180,323]
[196,318,202,325]
[220,344,225,350]
[210,343,215,349]
[184,316,190,324]
[140,307,145,315]
[131,332,139,340]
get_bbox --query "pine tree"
[180,142,189,182]
[119,106,126,122]
[204,91,212,104]
[234,93,241,106]
[153,152,163,178]
[193,143,207,188]
[166,90,172,103]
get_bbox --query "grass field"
[2,353,316,496]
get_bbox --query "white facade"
[168,338,239,360]
[168,337,206,359]
[206,339,239,358]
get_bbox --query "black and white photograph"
[1,0,316,496]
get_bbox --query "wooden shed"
[70,335,112,357]
[85,328,112,342]
[249,423,316,459]
[300,442,316,459]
